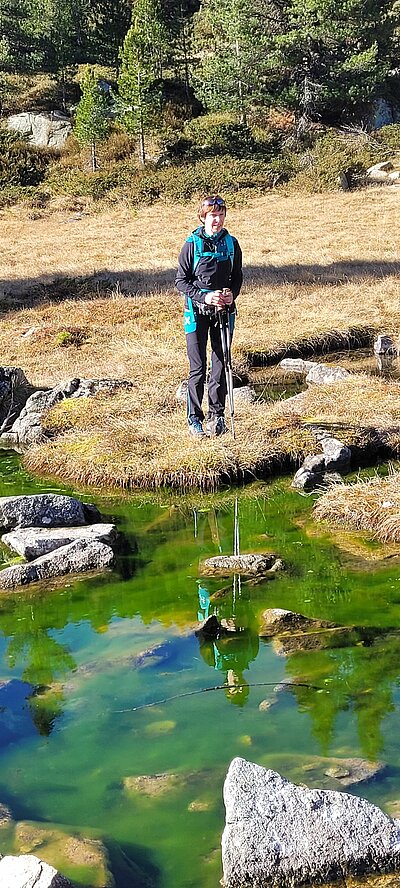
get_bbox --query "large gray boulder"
[0,494,100,530]
[6,111,72,148]
[2,523,117,560]
[0,854,72,887]
[2,377,132,446]
[0,539,114,589]
[222,757,400,888]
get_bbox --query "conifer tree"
[193,0,270,124]
[118,0,166,164]
[74,65,110,171]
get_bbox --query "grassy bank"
[1,189,400,489]
[314,473,400,544]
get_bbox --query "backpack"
[188,228,235,275]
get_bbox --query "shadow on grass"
[2,258,400,310]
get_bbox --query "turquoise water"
[1,451,400,886]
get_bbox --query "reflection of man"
[197,621,259,707]
[197,581,211,622]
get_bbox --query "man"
[176,195,243,437]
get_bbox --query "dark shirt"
[176,227,243,308]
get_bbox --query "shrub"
[0,129,55,187]
[375,123,400,151]
[184,112,256,158]
[291,129,388,191]
[54,327,89,348]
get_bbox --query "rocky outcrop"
[0,854,72,887]
[7,111,72,148]
[0,494,99,530]
[2,523,117,560]
[1,376,133,446]
[200,553,283,576]
[0,539,114,589]
[222,757,400,888]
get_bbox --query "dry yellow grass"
[314,471,400,543]
[1,188,400,489]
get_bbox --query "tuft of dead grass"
[314,471,400,543]
[26,393,317,491]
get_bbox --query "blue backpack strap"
[224,233,235,268]
[188,229,235,275]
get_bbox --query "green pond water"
[1,451,400,887]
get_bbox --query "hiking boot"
[188,416,206,438]
[206,415,227,437]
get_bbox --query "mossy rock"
[14,821,114,887]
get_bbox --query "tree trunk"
[91,140,97,172]
[235,38,246,126]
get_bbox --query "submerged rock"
[222,757,400,888]
[124,773,182,796]
[259,608,335,637]
[0,853,72,887]
[2,523,117,561]
[14,820,114,887]
[0,539,114,589]
[200,553,282,576]
[0,494,100,531]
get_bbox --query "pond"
[1,450,400,887]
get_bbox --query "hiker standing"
[176,195,243,438]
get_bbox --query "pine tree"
[193,0,270,124]
[267,0,400,124]
[28,0,89,110]
[74,65,110,171]
[118,0,166,164]
[85,0,132,75]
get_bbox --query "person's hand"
[204,290,225,310]
[222,288,234,306]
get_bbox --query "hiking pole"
[218,308,235,439]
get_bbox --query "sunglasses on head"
[202,197,226,209]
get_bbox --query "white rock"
[0,853,72,887]
[222,757,400,888]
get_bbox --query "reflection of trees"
[283,631,400,759]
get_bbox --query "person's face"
[203,208,226,236]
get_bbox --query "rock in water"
[222,757,400,887]
[0,853,72,886]
[0,539,114,589]
[0,494,100,530]
[2,523,117,560]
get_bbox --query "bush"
[291,130,388,191]
[0,129,55,187]
[375,123,400,151]
[184,113,256,158]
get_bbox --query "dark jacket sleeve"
[175,239,206,305]
[231,238,243,299]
